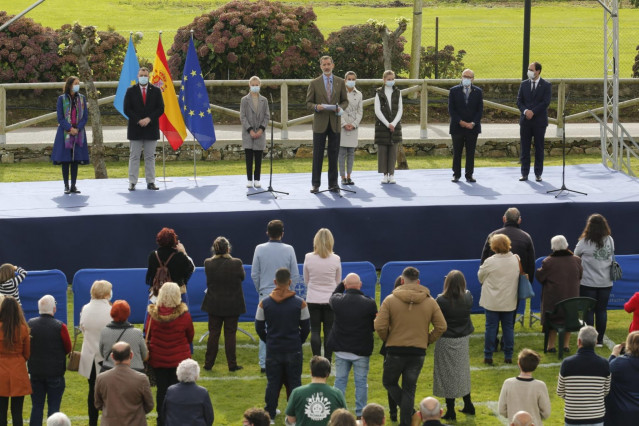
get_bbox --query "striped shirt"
[0,267,27,305]
[557,347,611,424]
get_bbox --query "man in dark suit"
[517,61,551,182]
[123,67,164,191]
[305,56,349,193]
[448,68,483,183]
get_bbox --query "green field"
[5,1,639,78]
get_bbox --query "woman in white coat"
[339,71,363,185]
[240,76,270,189]
[78,280,112,426]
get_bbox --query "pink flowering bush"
[167,0,324,79]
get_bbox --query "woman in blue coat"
[51,76,90,194]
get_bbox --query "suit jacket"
[123,84,164,140]
[516,77,551,127]
[95,364,154,426]
[306,74,349,133]
[240,93,270,150]
[448,84,483,135]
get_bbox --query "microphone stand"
[546,92,587,198]
[248,93,288,198]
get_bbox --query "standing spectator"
[575,213,615,346]
[304,228,342,362]
[624,292,639,332]
[339,71,363,186]
[98,300,148,373]
[146,227,195,303]
[78,280,112,426]
[94,342,154,425]
[374,267,447,426]
[46,412,71,426]
[243,408,271,426]
[0,297,31,426]
[361,403,385,426]
[306,55,348,193]
[328,273,377,419]
[161,359,213,426]
[382,275,403,423]
[123,67,164,191]
[448,68,483,183]
[604,331,639,425]
[557,326,610,425]
[417,397,446,426]
[374,70,403,184]
[510,411,533,426]
[240,76,269,189]
[147,282,194,425]
[0,264,27,306]
[433,270,475,421]
[478,234,520,365]
[255,268,310,422]
[535,235,583,353]
[27,295,72,426]
[285,356,346,426]
[202,236,246,372]
[498,349,551,425]
[330,409,357,426]
[251,219,299,373]
[51,75,90,194]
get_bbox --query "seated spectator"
[162,359,213,426]
[0,264,27,305]
[624,292,639,333]
[329,408,357,426]
[242,408,271,426]
[46,412,71,426]
[605,331,639,425]
[511,411,533,426]
[99,300,148,372]
[498,349,550,425]
[27,295,72,426]
[361,403,385,426]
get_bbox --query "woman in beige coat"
[240,76,270,189]
[339,71,363,185]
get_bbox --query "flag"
[114,35,139,119]
[179,38,216,150]
[152,37,187,150]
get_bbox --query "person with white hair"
[536,235,583,354]
[27,295,72,426]
[161,359,213,426]
[46,412,71,426]
[416,397,445,425]
[510,411,533,426]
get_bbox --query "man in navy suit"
[448,68,483,182]
[517,62,551,182]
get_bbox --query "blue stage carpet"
[1,164,637,280]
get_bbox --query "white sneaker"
[388,175,396,184]
[276,409,281,415]
[246,180,253,188]
[254,180,261,188]
[381,174,389,184]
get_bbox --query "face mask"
[72,84,80,93]
[345,81,356,89]
[527,70,535,80]
[462,78,472,87]
[385,80,395,88]
[250,86,260,93]
[138,76,149,86]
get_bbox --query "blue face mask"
[385,80,395,88]
[462,78,472,87]
[345,81,356,89]
[72,84,80,93]
[250,86,260,93]
[138,76,149,86]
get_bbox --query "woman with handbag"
[78,280,112,426]
[575,213,616,347]
[146,228,194,304]
[98,300,148,373]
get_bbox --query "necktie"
[532,81,536,94]
[325,78,332,102]
[142,87,147,104]
[464,87,470,104]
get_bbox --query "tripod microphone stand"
[248,93,288,198]
[546,93,587,198]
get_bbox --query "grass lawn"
[5,1,639,78]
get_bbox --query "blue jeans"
[334,355,370,416]
[264,350,303,419]
[484,310,515,359]
[30,376,65,426]
[580,286,612,344]
[382,354,425,426]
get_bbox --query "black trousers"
[451,132,478,178]
[61,162,79,187]
[311,127,340,188]
[0,396,24,426]
[245,149,263,181]
[308,303,334,362]
[154,367,178,426]
[87,363,98,426]
[520,121,547,177]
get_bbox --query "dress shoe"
[147,183,160,190]
[388,175,396,184]
[70,186,81,194]
[451,176,460,183]
[254,181,261,188]
[260,367,266,373]
[64,185,70,194]
[347,178,354,185]
[310,186,319,194]
[329,186,340,193]
[519,176,528,181]
[483,358,493,365]
[460,404,476,415]
[389,413,397,422]
[441,410,456,421]
[203,364,213,371]
[229,365,243,372]
[128,183,136,191]
[466,176,476,183]
[504,358,513,364]
[246,180,253,188]
[546,347,557,353]
[535,175,542,182]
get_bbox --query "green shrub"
[420,44,467,79]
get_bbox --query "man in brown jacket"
[374,267,447,426]
[95,342,154,425]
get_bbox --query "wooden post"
[556,80,566,137]
[280,82,288,140]
[420,81,428,139]
[0,86,6,145]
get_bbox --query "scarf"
[62,94,86,149]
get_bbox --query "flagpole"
[187,29,200,182]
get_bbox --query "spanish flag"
[152,36,186,150]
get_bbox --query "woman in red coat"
[0,296,31,426]
[625,293,639,332]
[147,282,194,426]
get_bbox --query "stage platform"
[1,163,637,281]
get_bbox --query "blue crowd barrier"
[19,270,68,324]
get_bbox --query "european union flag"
[114,35,139,119]
[179,39,216,150]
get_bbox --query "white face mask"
[462,78,472,87]
[527,70,536,80]
[72,84,80,93]
[250,86,260,93]
[385,80,395,88]
[345,81,356,89]
[138,76,149,86]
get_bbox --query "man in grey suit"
[306,56,349,193]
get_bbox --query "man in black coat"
[448,68,483,183]
[123,67,164,191]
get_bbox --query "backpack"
[152,251,176,296]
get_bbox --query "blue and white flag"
[114,35,139,119]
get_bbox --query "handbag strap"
[105,327,129,361]
[71,329,79,352]
[145,316,152,344]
